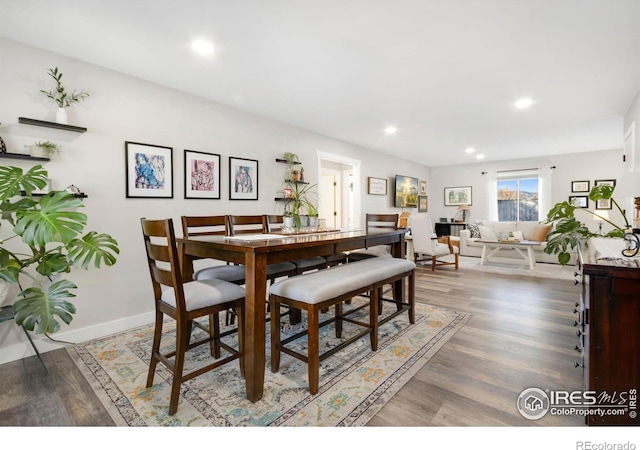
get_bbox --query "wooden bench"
[268,257,416,394]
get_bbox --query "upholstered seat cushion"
[266,261,297,276]
[292,256,326,270]
[194,264,246,282]
[161,279,245,311]
[347,246,393,262]
[269,257,415,304]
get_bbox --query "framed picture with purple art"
[125,141,173,198]
[184,150,220,199]
[229,156,258,200]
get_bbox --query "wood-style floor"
[0,261,584,427]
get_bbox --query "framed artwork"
[571,180,590,193]
[595,179,616,187]
[184,150,220,199]
[444,186,472,206]
[125,141,173,198]
[229,156,258,200]
[569,195,589,208]
[596,198,613,210]
[367,177,387,195]
[418,195,428,212]
[419,180,427,195]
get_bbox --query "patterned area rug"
[67,300,470,426]
[457,256,576,280]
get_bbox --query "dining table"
[177,227,407,402]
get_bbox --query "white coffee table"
[477,239,541,270]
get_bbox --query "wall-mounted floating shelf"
[284,179,309,184]
[275,158,301,165]
[0,152,50,162]
[21,191,87,198]
[275,197,292,202]
[18,117,87,133]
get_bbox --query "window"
[497,176,539,221]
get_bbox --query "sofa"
[458,219,573,265]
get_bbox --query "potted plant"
[40,67,90,124]
[307,201,319,228]
[0,164,120,334]
[29,140,60,158]
[545,184,629,265]
[282,181,318,230]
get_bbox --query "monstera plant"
[0,164,119,334]
[545,184,629,265]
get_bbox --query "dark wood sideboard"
[576,246,640,426]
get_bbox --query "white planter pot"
[29,145,49,159]
[308,216,319,228]
[283,216,295,229]
[55,107,68,124]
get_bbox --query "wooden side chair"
[347,213,399,262]
[140,218,245,415]
[181,215,245,284]
[409,214,459,271]
[265,214,328,274]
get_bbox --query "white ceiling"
[1,0,639,167]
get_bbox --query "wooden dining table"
[177,228,406,402]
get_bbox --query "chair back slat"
[181,215,229,237]
[228,215,267,235]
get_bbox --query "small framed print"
[368,177,387,195]
[595,179,616,188]
[125,141,173,198]
[596,198,613,210]
[229,156,258,200]
[569,195,589,208]
[444,186,472,206]
[418,195,428,212]
[419,180,427,195]
[184,150,220,199]
[571,180,590,193]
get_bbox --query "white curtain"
[538,166,553,221]
[486,170,498,221]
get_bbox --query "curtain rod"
[481,166,556,175]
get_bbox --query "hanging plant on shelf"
[40,67,90,124]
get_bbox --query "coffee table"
[476,239,542,270]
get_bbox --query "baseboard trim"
[0,311,155,365]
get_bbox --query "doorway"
[317,151,361,230]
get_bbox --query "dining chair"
[140,218,245,415]
[265,214,329,274]
[181,215,246,284]
[347,213,398,262]
[409,214,459,271]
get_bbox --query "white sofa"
[458,220,572,265]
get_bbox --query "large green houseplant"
[0,164,119,334]
[545,184,629,265]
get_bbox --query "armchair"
[409,214,459,271]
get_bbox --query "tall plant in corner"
[545,184,629,265]
[0,165,119,334]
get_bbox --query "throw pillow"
[468,223,481,238]
[529,224,552,242]
[510,230,524,240]
[478,225,498,240]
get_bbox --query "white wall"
[0,37,428,363]
[428,148,626,234]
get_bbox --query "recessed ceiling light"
[191,39,215,56]
[515,97,534,109]
[465,147,476,154]
[384,126,398,135]
[476,154,485,160]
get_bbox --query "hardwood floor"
[0,261,585,427]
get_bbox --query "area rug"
[67,300,470,427]
[457,256,575,281]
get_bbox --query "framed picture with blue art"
[229,156,258,200]
[125,141,173,198]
